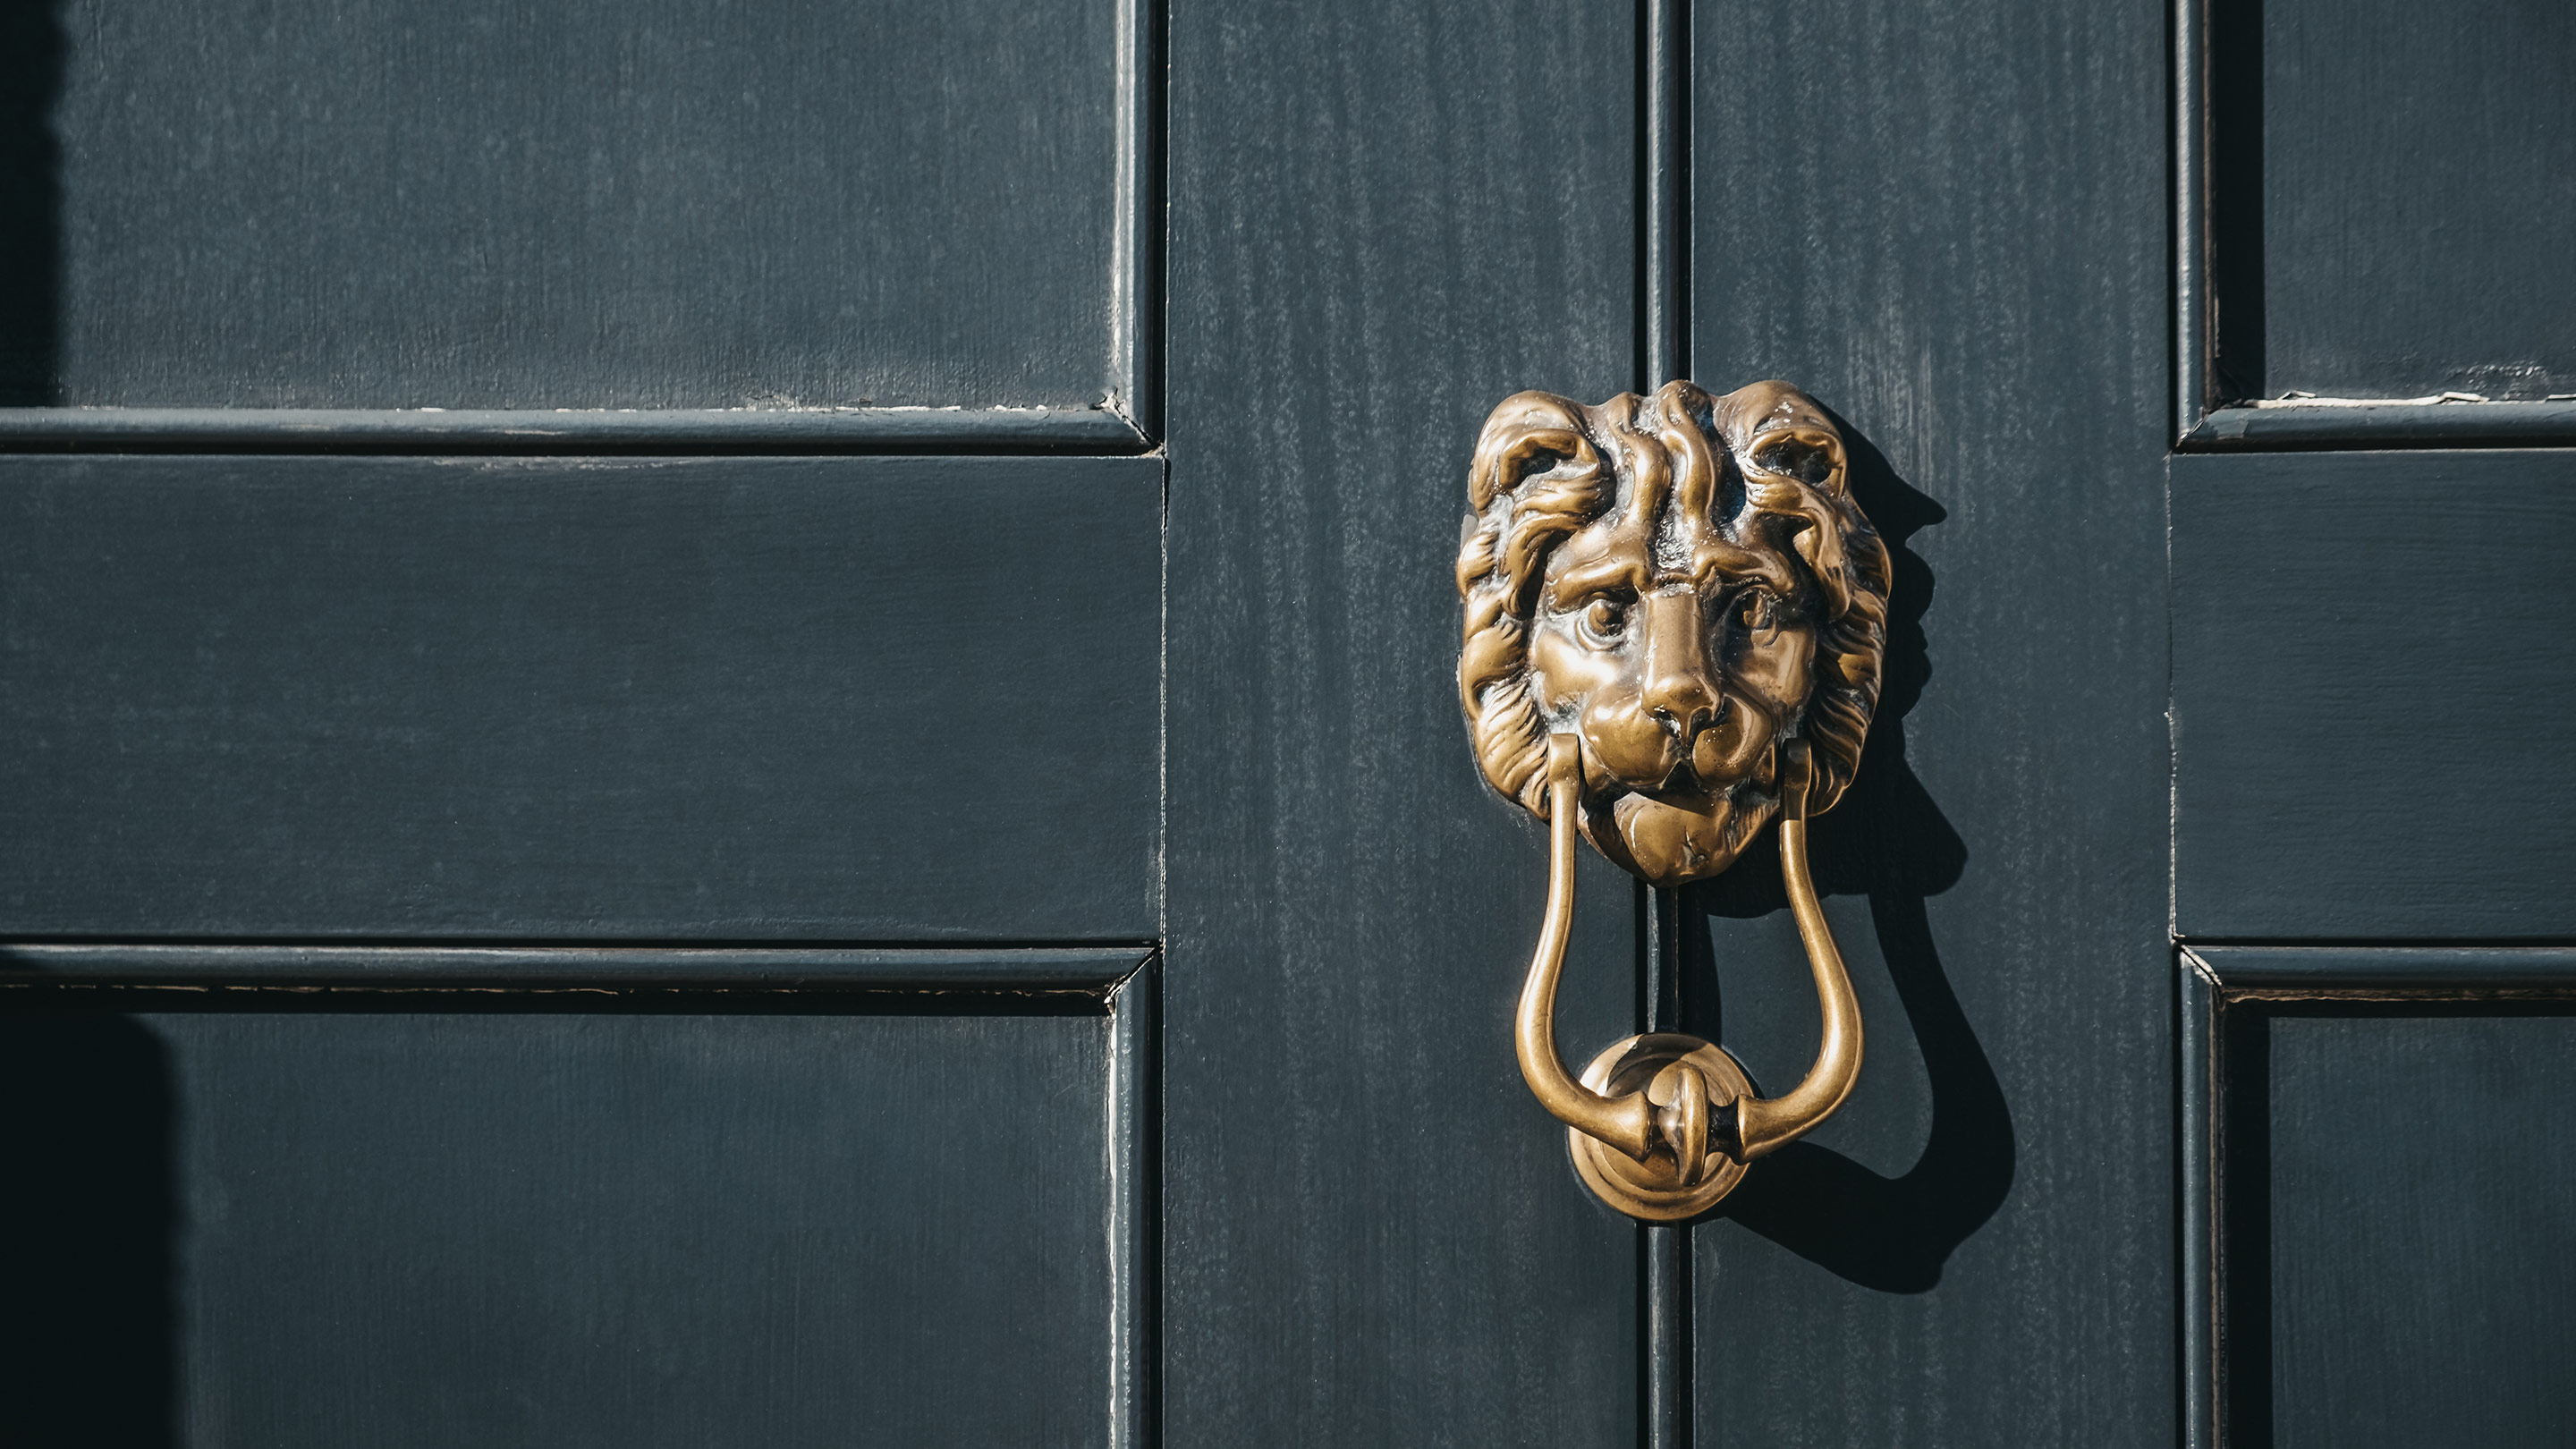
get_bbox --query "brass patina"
[1458,380,1889,1220]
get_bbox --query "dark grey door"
[4,1,2571,1446]
[2,1,1160,1444]
[2170,1,2576,1445]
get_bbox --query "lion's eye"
[1735,590,1778,638]
[1578,597,1629,645]
[1750,432,1841,487]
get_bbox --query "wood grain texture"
[2172,450,2576,939]
[1685,0,2176,1442]
[25,0,1123,411]
[0,454,1160,940]
[0,1004,1119,1448]
[2248,0,2576,402]
[2238,1007,2576,1449]
[1162,2,1645,1443]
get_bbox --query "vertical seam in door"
[1644,0,1690,392]
[1641,4,1692,1447]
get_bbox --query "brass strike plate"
[1570,1035,1752,1222]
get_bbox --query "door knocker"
[1457,380,1892,1220]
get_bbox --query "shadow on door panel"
[1683,418,2014,1294]
[0,1013,176,1446]
[0,0,64,406]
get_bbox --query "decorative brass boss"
[1457,380,1890,1220]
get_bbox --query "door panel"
[1162,2,1645,1444]
[2182,0,2576,445]
[2174,4,2576,1439]
[17,0,1124,412]
[2184,949,2576,1449]
[2172,451,2576,939]
[1685,0,2174,1442]
[0,960,1143,1449]
[4,3,1164,1444]
[2257,1009,2576,1447]
[0,454,1160,940]
[2222,0,2576,402]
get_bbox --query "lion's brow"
[1691,540,1800,596]
[1548,549,1650,605]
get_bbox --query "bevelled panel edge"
[2182,945,2576,990]
[2182,401,2576,451]
[0,943,1156,990]
[0,405,1150,453]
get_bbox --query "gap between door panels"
[1636,0,1692,1443]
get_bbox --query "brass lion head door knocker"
[1457,380,1891,1220]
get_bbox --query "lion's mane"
[1455,380,1891,847]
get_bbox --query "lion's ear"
[1745,425,1847,496]
[1469,393,1598,508]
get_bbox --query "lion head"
[1457,380,1891,885]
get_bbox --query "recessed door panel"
[2258,1011,2576,1447]
[2188,966,2576,1449]
[0,998,1123,1449]
[11,0,1126,411]
[2233,0,2576,402]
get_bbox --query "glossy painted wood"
[2184,400,2576,451]
[2258,1010,2576,1447]
[7,0,2568,1442]
[1163,2,1645,1443]
[0,997,1123,1449]
[13,0,1126,412]
[2181,954,2222,1449]
[0,454,1161,940]
[2172,450,2576,940]
[2184,949,2576,1449]
[2190,946,2576,992]
[2235,0,2576,403]
[1684,0,2174,1441]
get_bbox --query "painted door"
[2168,2,2576,1445]
[3,1,2568,1446]
[1,2,1164,1443]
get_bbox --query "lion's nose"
[1639,591,1718,742]
[1649,695,1716,738]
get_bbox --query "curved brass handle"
[1515,733,1862,1219]
[1516,734,1661,1161]
[1741,744,1865,1159]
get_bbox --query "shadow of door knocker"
[1457,378,1894,1220]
